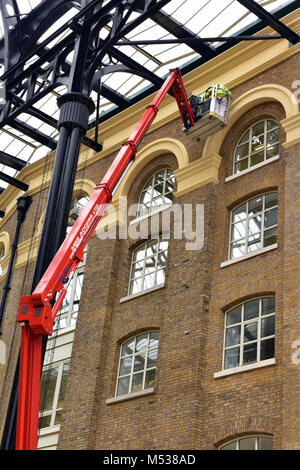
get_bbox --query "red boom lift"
[15,68,195,450]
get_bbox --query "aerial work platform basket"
[185,84,231,140]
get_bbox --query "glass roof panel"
[0,0,297,194]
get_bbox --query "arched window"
[233,119,279,175]
[137,168,175,217]
[129,238,168,295]
[223,297,275,371]
[220,435,273,450]
[229,192,277,260]
[116,331,159,397]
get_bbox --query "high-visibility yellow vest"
[204,84,231,99]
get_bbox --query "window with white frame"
[39,360,69,429]
[220,435,273,450]
[137,168,175,218]
[129,239,168,295]
[223,297,275,371]
[230,192,278,260]
[233,119,279,175]
[116,331,159,397]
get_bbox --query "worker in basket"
[192,84,231,121]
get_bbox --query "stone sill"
[129,204,172,226]
[106,387,155,405]
[38,425,60,436]
[220,243,278,268]
[214,358,276,378]
[120,283,165,303]
[225,155,279,183]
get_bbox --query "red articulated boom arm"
[15,68,194,450]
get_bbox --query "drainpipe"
[0,195,32,334]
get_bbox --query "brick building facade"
[0,9,300,450]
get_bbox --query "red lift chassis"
[15,68,194,450]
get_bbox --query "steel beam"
[237,0,300,44]
[0,151,26,171]
[151,9,216,58]
[0,172,28,191]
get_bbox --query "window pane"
[131,261,143,279]
[39,414,51,429]
[54,410,62,425]
[230,240,245,259]
[136,334,148,352]
[244,300,259,321]
[265,192,277,209]
[264,208,277,228]
[244,322,258,343]
[146,240,158,256]
[231,221,246,241]
[235,158,249,173]
[248,216,261,235]
[264,227,277,247]
[145,369,156,389]
[149,331,159,348]
[121,339,135,356]
[262,297,275,316]
[119,356,132,375]
[239,437,256,450]
[261,316,275,338]
[225,326,241,347]
[131,372,143,392]
[248,197,263,215]
[144,273,155,290]
[235,143,249,160]
[232,203,247,223]
[39,366,58,411]
[57,363,69,409]
[239,130,250,144]
[243,342,257,364]
[252,121,265,136]
[258,437,273,450]
[247,233,261,252]
[226,306,242,326]
[133,246,145,262]
[266,143,279,159]
[147,349,158,368]
[144,256,156,275]
[267,120,278,131]
[130,278,142,294]
[251,135,264,154]
[117,376,130,396]
[156,269,165,285]
[134,354,146,372]
[267,128,279,146]
[260,338,275,361]
[250,150,264,166]
[220,441,237,450]
[224,347,240,369]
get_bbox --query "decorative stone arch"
[211,417,279,449]
[0,231,10,259]
[96,138,189,229]
[0,231,10,278]
[114,137,189,200]
[203,84,300,158]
